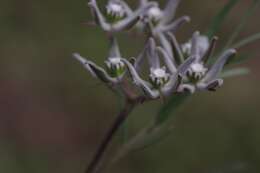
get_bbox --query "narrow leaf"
[206,0,240,39]
[231,32,260,49]
[224,0,260,49]
[220,67,250,78]
[226,53,254,66]
[155,93,190,125]
[131,125,173,152]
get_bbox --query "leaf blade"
[231,32,260,49]
[206,0,240,39]
[224,0,260,49]
[220,67,250,78]
[155,93,190,125]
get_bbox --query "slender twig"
[85,99,137,173]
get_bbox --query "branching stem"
[85,99,138,173]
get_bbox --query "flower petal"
[88,0,111,31]
[157,32,174,61]
[161,0,181,25]
[200,36,218,63]
[73,53,118,84]
[73,53,96,77]
[162,56,195,95]
[197,79,224,91]
[112,2,155,32]
[122,59,160,99]
[134,40,150,73]
[177,84,196,93]
[203,49,237,82]
[178,56,196,76]
[191,31,201,60]
[116,0,133,16]
[166,32,185,63]
[109,37,121,58]
[162,74,182,96]
[156,46,177,74]
[147,37,160,69]
[139,0,148,6]
[159,16,190,33]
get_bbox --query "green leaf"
[220,67,250,78]
[112,94,191,162]
[112,123,173,162]
[206,0,240,39]
[155,93,190,125]
[224,0,260,49]
[231,32,260,49]
[226,53,254,66]
[131,125,173,152]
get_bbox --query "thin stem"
[85,100,136,173]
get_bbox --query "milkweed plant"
[72,0,260,173]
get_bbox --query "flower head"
[176,31,237,93]
[73,37,126,86]
[88,0,156,33]
[139,0,190,35]
[149,67,170,89]
[186,63,208,82]
[106,1,126,19]
[122,38,195,99]
[105,57,125,77]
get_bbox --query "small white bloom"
[146,6,163,22]
[187,63,208,81]
[105,57,125,70]
[149,67,170,88]
[190,63,207,74]
[106,2,125,18]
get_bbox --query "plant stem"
[85,100,136,173]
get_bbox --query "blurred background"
[0,0,260,173]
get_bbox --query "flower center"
[149,67,170,89]
[105,57,125,77]
[106,2,125,19]
[186,63,208,82]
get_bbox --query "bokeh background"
[0,0,260,173]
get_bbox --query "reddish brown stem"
[85,100,136,173]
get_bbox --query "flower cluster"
[73,0,237,101]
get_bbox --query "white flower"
[149,67,170,88]
[186,63,208,81]
[106,2,125,18]
[105,57,125,71]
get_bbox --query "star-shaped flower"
[88,0,155,33]
[73,37,126,86]
[176,31,237,93]
[122,38,195,99]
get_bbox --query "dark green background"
[0,0,259,173]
